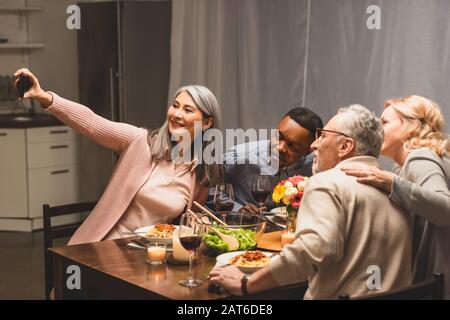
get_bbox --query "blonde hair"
[384,95,449,156]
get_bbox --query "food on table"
[229,250,270,267]
[145,224,176,239]
[203,226,256,253]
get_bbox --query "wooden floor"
[0,231,45,299]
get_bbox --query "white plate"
[266,215,286,229]
[134,225,179,244]
[216,250,274,274]
[270,207,287,214]
[274,212,287,221]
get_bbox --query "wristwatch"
[241,274,250,296]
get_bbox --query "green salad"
[203,226,256,253]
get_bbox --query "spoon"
[209,226,239,251]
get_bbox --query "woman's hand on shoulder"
[14,68,53,107]
[341,165,395,194]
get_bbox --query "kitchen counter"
[0,113,63,128]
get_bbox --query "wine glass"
[177,213,203,287]
[213,183,235,221]
[251,175,271,213]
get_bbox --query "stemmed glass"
[177,213,203,287]
[213,183,235,221]
[251,175,271,213]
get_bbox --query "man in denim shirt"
[212,107,323,213]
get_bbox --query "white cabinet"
[28,165,79,218]
[26,126,80,218]
[0,129,28,218]
[0,125,81,231]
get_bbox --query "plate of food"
[134,224,178,244]
[216,250,274,273]
[270,206,287,215]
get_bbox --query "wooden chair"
[339,274,444,300]
[43,201,97,300]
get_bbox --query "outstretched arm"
[14,68,146,153]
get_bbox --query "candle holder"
[281,230,296,247]
[146,242,167,265]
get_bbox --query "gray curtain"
[306,0,450,132]
[170,0,450,138]
[170,0,308,129]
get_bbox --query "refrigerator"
[76,0,172,201]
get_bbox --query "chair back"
[339,274,444,300]
[43,201,96,300]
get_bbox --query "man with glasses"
[209,105,413,299]
[211,107,323,213]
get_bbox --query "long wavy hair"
[384,95,449,156]
[148,85,224,186]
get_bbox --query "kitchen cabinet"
[0,124,81,231]
[0,129,28,218]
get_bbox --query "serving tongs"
[193,201,228,226]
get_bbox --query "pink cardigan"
[46,93,208,245]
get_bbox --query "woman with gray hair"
[14,68,223,245]
[342,95,450,298]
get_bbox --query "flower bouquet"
[271,175,309,232]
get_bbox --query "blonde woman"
[342,95,450,298]
[14,68,223,245]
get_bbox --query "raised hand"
[13,68,53,107]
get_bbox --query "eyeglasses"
[315,128,351,141]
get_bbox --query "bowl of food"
[216,250,273,273]
[201,212,267,255]
[134,223,178,244]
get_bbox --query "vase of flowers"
[271,175,309,233]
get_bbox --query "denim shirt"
[207,140,313,211]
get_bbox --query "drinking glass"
[251,175,271,213]
[213,183,235,220]
[177,213,203,287]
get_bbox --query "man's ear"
[339,137,356,157]
[202,117,213,131]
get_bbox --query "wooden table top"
[48,237,230,300]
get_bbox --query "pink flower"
[290,191,304,209]
[288,175,305,186]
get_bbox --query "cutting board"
[257,231,283,251]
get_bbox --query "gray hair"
[337,104,384,157]
[149,85,223,185]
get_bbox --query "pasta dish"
[229,250,270,267]
[145,224,176,239]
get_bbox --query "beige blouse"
[105,160,195,239]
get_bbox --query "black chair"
[43,201,97,300]
[339,273,444,300]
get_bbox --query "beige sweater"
[269,156,413,299]
[390,148,450,299]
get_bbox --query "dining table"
[48,236,307,300]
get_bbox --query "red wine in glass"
[214,202,234,212]
[180,235,202,251]
[251,176,271,213]
[252,190,270,204]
